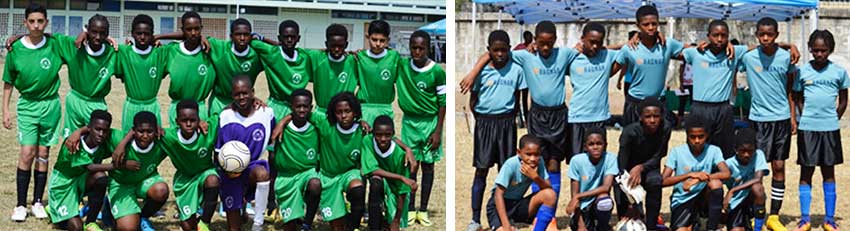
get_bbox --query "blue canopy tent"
[419,19,447,63]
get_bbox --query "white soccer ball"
[218,141,251,173]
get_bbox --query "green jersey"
[360,135,411,194]
[305,49,358,109]
[164,42,216,102]
[2,36,62,100]
[53,136,112,177]
[309,113,363,176]
[109,131,167,185]
[53,34,116,98]
[397,59,447,116]
[208,37,263,99]
[159,124,217,176]
[251,40,311,101]
[273,121,320,176]
[115,45,168,101]
[356,49,401,104]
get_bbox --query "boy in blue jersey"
[466,30,527,231]
[566,128,618,231]
[662,115,731,231]
[791,30,847,231]
[616,30,638,93]
[486,135,557,231]
[722,128,769,231]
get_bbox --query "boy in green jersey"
[250,20,312,121]
[269,89,322,231]
[2,4,63,221]
[362,115,418,231]
[305,24,358,117]
[115,14,168,131]
[160,100,220,231]
[48,110,114,231]
[356,20,402,125]
[160,12,216,122]
[398,30,446,226]
[109,111,170,231]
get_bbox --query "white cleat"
[31,202,48,219]
[11,206,27,222]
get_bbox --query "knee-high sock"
[548,171,561,202]
[253,181,270,225]
[304,182,321,227]
[368,178,385,231]
[346,185,366,230]
[419,171,434,211]
[16,169,31,207]
[33,170,47,204]
[408,170,418,211]
[85,176,109,223]
[754,204,766,231]
[533,205,555,231]
[140,198,166,218]
[644,186,662,230]
[471,172,487,223]
[824,182,836,223]
[201,186,219,223]
[596,197,614,231]
[799,184,812,222]
[707,189,723,230]
[770,180,784,215]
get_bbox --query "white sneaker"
[251,223,263,231]
[11,206,27,222]
[31,202,48,219]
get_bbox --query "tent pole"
[667,17,675,41]
[801,14,807,63]
[498,9,503,29]
[809,9,818,32]
[786,20,791,45]
[471,2,477,65]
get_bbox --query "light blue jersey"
[567,49,619,122]
[793,61,850,131]
[740,47,795,121]
[665,144,725,208]
[724,150,769,210]
[683,45,748,102]
[512,48,579,107]
[568,152,618,209]
[493,155,548,200]
[616,38,684,99]
[472,62,527,115]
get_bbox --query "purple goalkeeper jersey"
[215,107,276,161]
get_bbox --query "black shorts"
[528,103,569,162]
[486,193,534,229]
[670,195,706,230]
[569,121,606,157]
[623,94,676,128]
[797,130,843,167]
[754,120,792,161]
[569,205,600,231]
[473,112,517,169]
[726,196,753,230]
[690,101,735,158]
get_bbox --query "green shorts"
[173,168,218,221]
[47,170,87,223]
[319,169,361,222]
[63,91,106,139]
[402,114,443,163]
[275,169,320,223]
[268,97,291,121]
[122,98,161,132]
[361,103,394,126]
[107,174,165,219]
[16,95,60,146]
[208,95,232,117]
[169,100,208,125]
[382,178,410,227]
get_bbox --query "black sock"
[707,189,724,230]
[408,168,418,211]
[140,198,166,218]
[419,164,434,211]
[755,204,766,219]
[368,177,385,231]
[201,186,219,223]
[345,185,366,230]
[16,169,31,207]
[304,180,321,228]
[770,180,785,215]
[33,170,47,204]
[85,176,109,223]
[596,207,612,231]
[267,168,278,214]
[471,169,487,223]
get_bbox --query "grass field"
[454,71,850,230]
[0,63,446,230]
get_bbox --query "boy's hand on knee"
[682,178,700,192]
[722,192,733,212]
[565,199,579,215]
[404,178,418,192]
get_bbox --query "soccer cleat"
[140,217,155,231]
[657,215,670,231]
[85,222,103,231]
[31,202,48,219]
[265,208,278,221]
[11,206,27,222]
[300,223,312,231]
[466,220,482,231]
[794,220,811,231]
[252,223,263,231]
[219,204,227,218]
[246,203,255,217]
[407,211,417,224]
[766,215,787,231]
[823,221,840,231]
[197,221,210,231]
[153,210,166,219]
[416,211,433,227]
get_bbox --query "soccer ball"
[218,141,251,173]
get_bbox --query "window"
[331,10,377,20]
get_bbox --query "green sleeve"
[114,45,126,76]
[435,65,447,106]
[250,40,276,57]
[157,45,171,71]
[2,49,15,84]
[69,148,94,168]
[360,136,379,175]
[207,37,228,60]
[51,34,78,60]
[308,112,330,134]
[206,114,220,138]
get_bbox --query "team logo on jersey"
[338,72,348,83]
[306,148,316,160]
[292,73,303,84]
[701,62,709,68]
[683,166,691,171]
[805,80,814,85]
[98,67,109,79]
[225,196,234,208]
[754,66,763,73]
[533,68,540,75]
[198,147,209,158]
[350,149,361,160]
[486,80,494,87]
[416,81,428,91]
[146,165,157,175]
[636,58,644,65]
[582,175,589,180]
[240,61,252,72]
[380,69,391,80]
[148,67,157,78]
[576,66,585,74]
[40,58,51,69]
[252,129,265,141]
[198,64,208,76]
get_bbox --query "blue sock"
[824,182,836,223]
[754,205,766,231]
[533,205,556,231]
[471,174,487,223]
[548,171,561,199]
[799,184,812,222]
[531,182,540,193]
[755,217,765,230]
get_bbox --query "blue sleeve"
[711,147,724,165]
[511,51,528,65]
[665,148,677,169]
[666,38,684,58]
[615,48,629,65]
[734,45,748,62]
[568,156,581,180]
[517,69,528,90]
[607,50,620,64]
[494,161,514,188]
[605,154,619,175]
[472,71,483,92]
[755,150,770,174]
[792,67,803,92]
[562,48,580,63]
[839,68,850,89]
[682,48,695,64]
